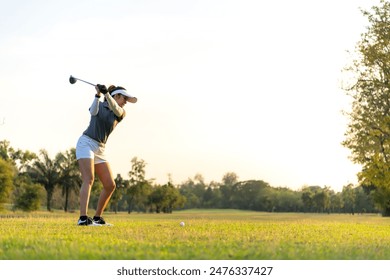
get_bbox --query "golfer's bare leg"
[94,162,116,217]
[78,158,95,216]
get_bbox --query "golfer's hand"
[96,84,108,94]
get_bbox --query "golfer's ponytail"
[108,85,116,94]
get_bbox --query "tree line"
[0,140,380,215]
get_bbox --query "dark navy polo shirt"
[83,101,123,144]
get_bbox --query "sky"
[0,0,379,191]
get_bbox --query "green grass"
[1,210,390,260]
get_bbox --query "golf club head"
[69,75,77,84]
[69,75,96,86]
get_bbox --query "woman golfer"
[76,84,137,226]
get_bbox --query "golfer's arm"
[89,97,100,116]
[105,93,124,117]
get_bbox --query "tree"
[219,172,239,208]
[270,187,303,212]
[126,157,152,213]
[0,140,16,162]
[56,148,81,212]
[0,158,14,209]
[179,174,207,209]
[161,182,185,213]
[191,174,207,207]
[342,0,390,215]
[342,184,356,214]
[111,174,125,213]
[312,187,331,213]
[203,187,215,208]
[354,186,376,213]
[330,191,344,213]
[301,186,316,212]
[148,185,165,213]
[27,150,61,211]
[0,140,36,170]
[233,180,271,211]
[89,177,103,210]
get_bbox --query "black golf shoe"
[93,216,113,226]
[77,216,101,226]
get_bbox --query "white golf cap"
[110,87,137,103]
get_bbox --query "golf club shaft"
[74,77,96,86]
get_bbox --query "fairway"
[1,210,390,260]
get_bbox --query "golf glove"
[97,84,108,94]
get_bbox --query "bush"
[13,176,42,212]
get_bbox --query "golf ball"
[180,221,185,227]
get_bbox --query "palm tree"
[57,148,81,212]
[27,149,60,211]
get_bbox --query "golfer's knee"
[106,182,116,193]
[83,175,94,187]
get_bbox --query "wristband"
[95,94,101,98]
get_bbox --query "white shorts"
[76,135,107,164]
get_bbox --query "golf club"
[69,75,96,86]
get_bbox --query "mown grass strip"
[0,211,389,260]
